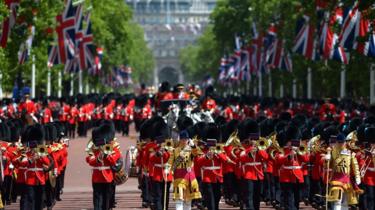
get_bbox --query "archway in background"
[158,67,179,85]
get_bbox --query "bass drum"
[125,146,138,177]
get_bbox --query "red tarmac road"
[6,125,314,210]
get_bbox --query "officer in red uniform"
[22,124,52,210]
[173,84,190,100]
[360,127,375,210]
[276,125,309,210]
[86,123,121,210]
[155,82,174,110]
[41,100,53,124]
[238,119,269,210]
[59,98,70,134]
[196,123,232,210]
[122,97,134,136]
[68,103,79,139]
[202,94,217,114]
[148,119,172,210]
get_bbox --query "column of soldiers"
[0,119,69,210]
[135,110,375,210]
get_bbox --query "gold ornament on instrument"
[161,139,175,151]
[255,137,271,150]
[297,144,308,156]
[308,135,323,153]
[34,145,48,157]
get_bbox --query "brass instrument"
[34,145,48,157]
[161,139,175,151]
[308,135,322,153]
[360,146,375,177]
[268,132,283,159]
[100,143,114,155]
[256,137,271,150]
[346,131,360,152]
[297,144,308,155]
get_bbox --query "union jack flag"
[339,2,361,50]
[218,56,228,83]
[357,20,375,57]
[239,48,250,81]
[18,26,34,65]
[319,8,342,59]
[0,0,19,48]
[77,11,95,73]
[55,0,77,64]
[293,15,319,60]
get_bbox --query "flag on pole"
[0,0,19,48]
[18,26,35,65]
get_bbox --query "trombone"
[360,146,375,177]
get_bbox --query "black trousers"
[223,173,238,201]
[93,183,112,210]
[141,175,151,203]
[122,121,130,136]
[202,182,221,210]
[2,175,13,204]
[280,182,300,210]
[151,180,171,210]
[264,173,273,202]
[78,121,87,137]
[68,123,76,138]
[17,183,27,210]
[364,185,375,210]
[302,175,310,200]
[242,179,261,210]
[21,185,45,210]
[110,182,116,207]
[45,181,55,208]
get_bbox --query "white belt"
[154,164,170,168]
[242,162,261,166]
[202,166,220,171]
[283,166,302,170]
[28,168,44,172]
[19,167,27,170]
[92,166,110,170]
[368,167,375,172]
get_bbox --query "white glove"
[356,177,361,185]
[324,154,331,160]
[54,168,58,176]
[188,139,194,147]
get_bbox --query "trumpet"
[100,143,114,155]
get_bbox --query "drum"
[114,168,128,185]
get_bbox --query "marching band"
[0,82,373,210]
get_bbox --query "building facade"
[125,0,216,86]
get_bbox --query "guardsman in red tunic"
[276,125,309,210]
[237,119,269,210]
[202,94,217,114]
[68,103,79,139]
[41,101,53,124]
[22,124,52,210]
[2,121,20,205]
[148,119,172,210]
[86,123,121,210]
[122,98,134,136]
[155,82,174,110]
[78,104,88,137]
[59,99,70,134]
[360,127,375,210]
[196,123,233,210]
[173,84,190,100]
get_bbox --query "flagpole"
[292,79,297,98]
[31,54,36,98]
[0,71,3,99]
[307,67,312,99]
[371,64,375,105]
[268,74,272,97]
[85,78,89,94]
[258,71,262,97]
[70,73,74,96]
[47,67,51,96]
[280,83,284,98]
[340,64,346,99]
[79,70,83,93]
[58,69,62,98]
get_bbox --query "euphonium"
[308,135,321,153]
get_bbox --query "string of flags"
[218,0,375,85]
[0,0,134,83]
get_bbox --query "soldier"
[238,119,269,210]
[196,123,233,210]
[276,125,309,210]
[172,129,202,210]
[173,84,190,100]
[22,124,52,210]
[149,119,173,210]
[86,123,121,210]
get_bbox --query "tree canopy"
[0,0,154,96]
[180,0,375,99]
